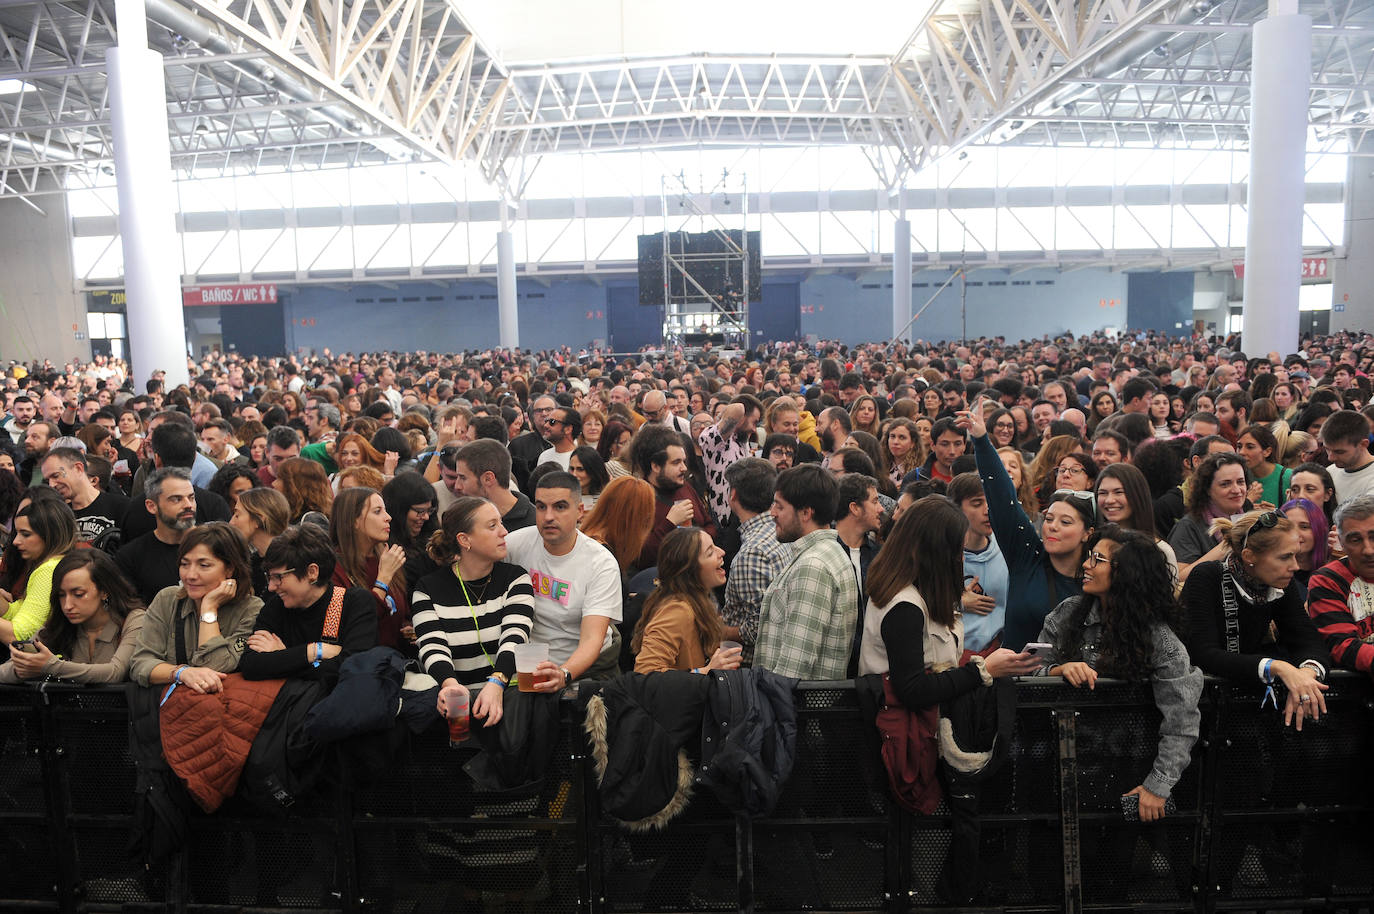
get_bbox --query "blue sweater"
[962,533,1008,652]
[972,433,1082,650]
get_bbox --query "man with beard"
[630,424,717,569]
[119,422,231,539]
[19,420,58,487]
[41,446,127,551]
[814,405,853,457]
[2,394,35,445]
[115,467,197,604]
[698,394,762,527]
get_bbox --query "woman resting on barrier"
[1181,510,1330,730]
[128,523,263,694]
[958,406,1093,651]
[0,549,146,684]
[410,496,534,725]
[631,526,741,674]
[0,495,78,646]
[1035,526,1203,821]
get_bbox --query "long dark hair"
[631,527,722,657]
[570,446,610,497]
[1052,526,1184,681]
[867,495,966,628]
[1094,463,1157,540]
[381,472,437,551]
[37,550,143,656]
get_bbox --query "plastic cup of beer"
[514,643,549,692]
[720,640,742,654]
[439,685,469,747]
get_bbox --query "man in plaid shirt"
[755,464,858,680]
[697,395,763,527]
[721,458,792,666]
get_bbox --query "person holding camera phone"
[0,496,77,646]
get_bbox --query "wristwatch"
[561,667,573,687]
[201,610,218,624]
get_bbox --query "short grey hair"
[311,402,341,430]
[1334,494,1374,535]
[146,466,192,503]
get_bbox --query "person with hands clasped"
[128,522,263,693]
[957,403,1092,651]
[411,497,535,728]
[632,527,741,674]
[1182,510,1330,730]
[238,524,377,686]
[1035,527,1202,822]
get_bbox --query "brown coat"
[634,600,711,673]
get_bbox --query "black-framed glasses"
[1241,511,1281,552]
[266,569,300,586]
[1056,463,1087,478]
[1085,550,1113,569]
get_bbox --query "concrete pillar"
[496,204,518,350]
[109,0,188,388]
[1239,0,1310,358]
[1330,134,1374,332]
[892,217,912,341]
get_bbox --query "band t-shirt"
[72,490,129,551]
[504,526,622,664]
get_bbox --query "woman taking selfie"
[0,550,146,683]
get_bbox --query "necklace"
[454,562,497,671]
[454,562,493,606]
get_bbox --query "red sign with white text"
[1232,258,1328,280]
[183,284,278,307]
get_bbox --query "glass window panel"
[1173,205,1228,248]
[583,150,644,198]
[1172,149,1232,185]
[177,175,236,213]
[464,163,502,203]
[762,147,816,192]
[592,217,637,261]
[311,226,355,271]
[999,147,1057,188]
[407,165,464,204]
[1229,204,1249,247]
[67,185,119,218]
[353,225,402,269]
[104,313,126,338]
[938,210,989,252]
[1116,148,1171,185]
[1118,205,1172,248]
[1059,148,1114,186]
[241,171,294,209]
[238,229,290,274]
[822,210,874,255]
[473,228,500,266]
[86,312,107,338]
[996,208,1045,252]
[1303,203,1343,247]
[1299,284,1331,311]
[908,210,938,253]
[197,231,241,275]
[818,147,879,191]
[876,209,896,255]
[907,161,940,190]
[1306,152,1347,184]
[1056,207,1105,250]
[290,169,350,208]
[542,218,590,263]
[524,218,577,262]
[183,231,233,276]
[763,211,819,257]
[944,149,997,188]
[363,225,413,269]
[522,154,585,199]
[349,164,410,206]
[73,236,121,280]
[412,222,469,268]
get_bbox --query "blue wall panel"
[607,282,663,352]
[1126,272,1195,332]
[751,280,802,344]
[798,267,1130,345]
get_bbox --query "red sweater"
[1306,557,1374,676]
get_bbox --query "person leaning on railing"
[1035,526,1202,821]
[0,549,145,684]
[127,522,263,694]
[0,495,77,645]
[1182,510,1330,730]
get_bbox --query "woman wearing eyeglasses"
[1167,452,1250,584]
[957,408,1094,651]
[1181,510,1330,730]
[1036,526,1201,822]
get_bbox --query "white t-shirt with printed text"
[504,526,622,664]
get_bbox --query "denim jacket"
[1036,596,1203,799]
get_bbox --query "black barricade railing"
[1,674,1372,914]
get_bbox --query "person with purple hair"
[1281,497,1330,598]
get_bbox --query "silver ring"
[1299,695,1311,702]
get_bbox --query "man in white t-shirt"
[504,470,623,688]
[1323,410,1374,507]
[535,407,580,471]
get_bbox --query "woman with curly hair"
[1035,526,1201,823]
[848,395,882,438]
[1168,452,1250,581]
[273,457,334,523]
[879,418,923,488]
[1029,435,1081,508]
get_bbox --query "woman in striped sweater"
[411,496,534,726]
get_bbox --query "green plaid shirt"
[754,529,860,680]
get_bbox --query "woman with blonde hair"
[997,446,1041,520]
[848,395,882,438]
[229,486,290,595]
[579,408,608,449]
[580,476,655,577]
[880,418,924,488]
[632,526,740,674]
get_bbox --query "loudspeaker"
[637,230,761,305]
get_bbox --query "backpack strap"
[322,586,346,641]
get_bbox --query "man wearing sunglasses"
[536,407,581,472]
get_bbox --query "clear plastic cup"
[439,685,470,746]
[513,643,550,692]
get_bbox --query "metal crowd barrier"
[1,674,1371,914]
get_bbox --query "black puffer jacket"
[696,667,798,818]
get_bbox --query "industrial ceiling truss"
[0,0,1371,199]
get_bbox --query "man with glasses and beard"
[537,406,581,471]
[115,467,198,604]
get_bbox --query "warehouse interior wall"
[0,178,88,366]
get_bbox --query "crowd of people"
[2,330,1373,844]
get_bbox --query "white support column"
[497,203,519,350]
[1240,0,1310,359]
[109,0,188,388]
[893,216,912,341]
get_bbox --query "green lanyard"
[454,563,505,683]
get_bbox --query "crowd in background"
[2,329,1374,844]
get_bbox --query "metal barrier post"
[734,813,754,913]
[335,762,360,914]
[575,716,602,914]
[36,687,78,914]
[1055,709,1082,914]
[887,805,908,913]
[1193,681,1226,914]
